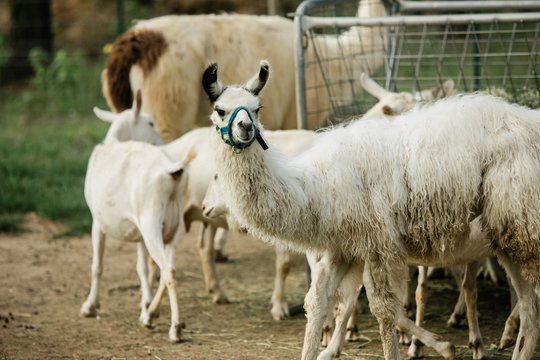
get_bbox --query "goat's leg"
[80,221,106,317]
[500,303,520,350]
[408,266,428,358]
[499,271,520,349]
[271,246,291,320]
[198,224,228,304]
[447,266,467,328]
[213,228,229,262]
[461,261,487,360]
[497,253,539,360]
[397,311,455,359]
[301,253,350,360]
[136,242,153,312]
[140,222,183,343]
[318,260,364,360]
[345,298,362,342]
[363,261,402,360]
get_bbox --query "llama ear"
[93,107,117,123]
[132,89,142,121]
[246,60,270,96]
[360,73,390,100]
[202,63,223,103]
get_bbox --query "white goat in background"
[202,60,540,360]
[81,92,195,342]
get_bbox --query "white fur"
[81,96,194,342]
[204,61,540,360]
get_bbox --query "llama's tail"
[102,27,168,113]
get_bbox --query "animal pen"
[293,0,540,129]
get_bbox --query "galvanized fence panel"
[293,0,540,129]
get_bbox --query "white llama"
[201,60,540,360]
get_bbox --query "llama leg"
[408,266,428,358]
[318,260,364,360]
[198,224,228,304]
[271,246,291,320]
[363,262,401,360]
[80,221,106,317]
[497,254,539,360]
[213,228,229,262]
[461,261,487,360]
[447,266,467,328]
[301,253,350,360]
[136,242,153,313]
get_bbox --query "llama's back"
[299,94,540,262]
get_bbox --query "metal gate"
[293,0,540,129]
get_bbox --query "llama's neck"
[212,133,320,253]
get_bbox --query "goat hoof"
[345,325,360,342]
[271,302,290,321]
[441,342,456,360]
[407,343,424,359]
[214,250,229,263]
[169,322,184,343]
[213,293,230,305]
[80,302,99,317]
[498,338,515,350]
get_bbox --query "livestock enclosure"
[293,0,540,129]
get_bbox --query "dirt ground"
[0,213,536,360]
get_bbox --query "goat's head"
[360,73,417,119]
[202,60,270,151]
[360,73,457,119]
[93,89,163,145]
[202,173,229,219]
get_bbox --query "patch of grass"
[0,52,109,236]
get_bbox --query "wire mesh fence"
[293,0,540,129]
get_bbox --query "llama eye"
[216,109,226,117]
[149,122,154,128]
[254,105,263,115]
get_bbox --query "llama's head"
[202,60,270,151]
[94,89,163,145]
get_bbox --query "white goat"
[202,61,540,360]
[101,1,385,142]
[80,92,195,342]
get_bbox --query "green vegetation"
[0,50,108,236]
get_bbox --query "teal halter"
[215,106,268,151]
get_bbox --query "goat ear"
[246,60,270,96]
[93,107,117,123]
[132,89,142,121]
[202,63,223,103]
[360,73,390,100]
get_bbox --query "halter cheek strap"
[215,106,268,151]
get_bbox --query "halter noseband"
[215,106,268,152]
